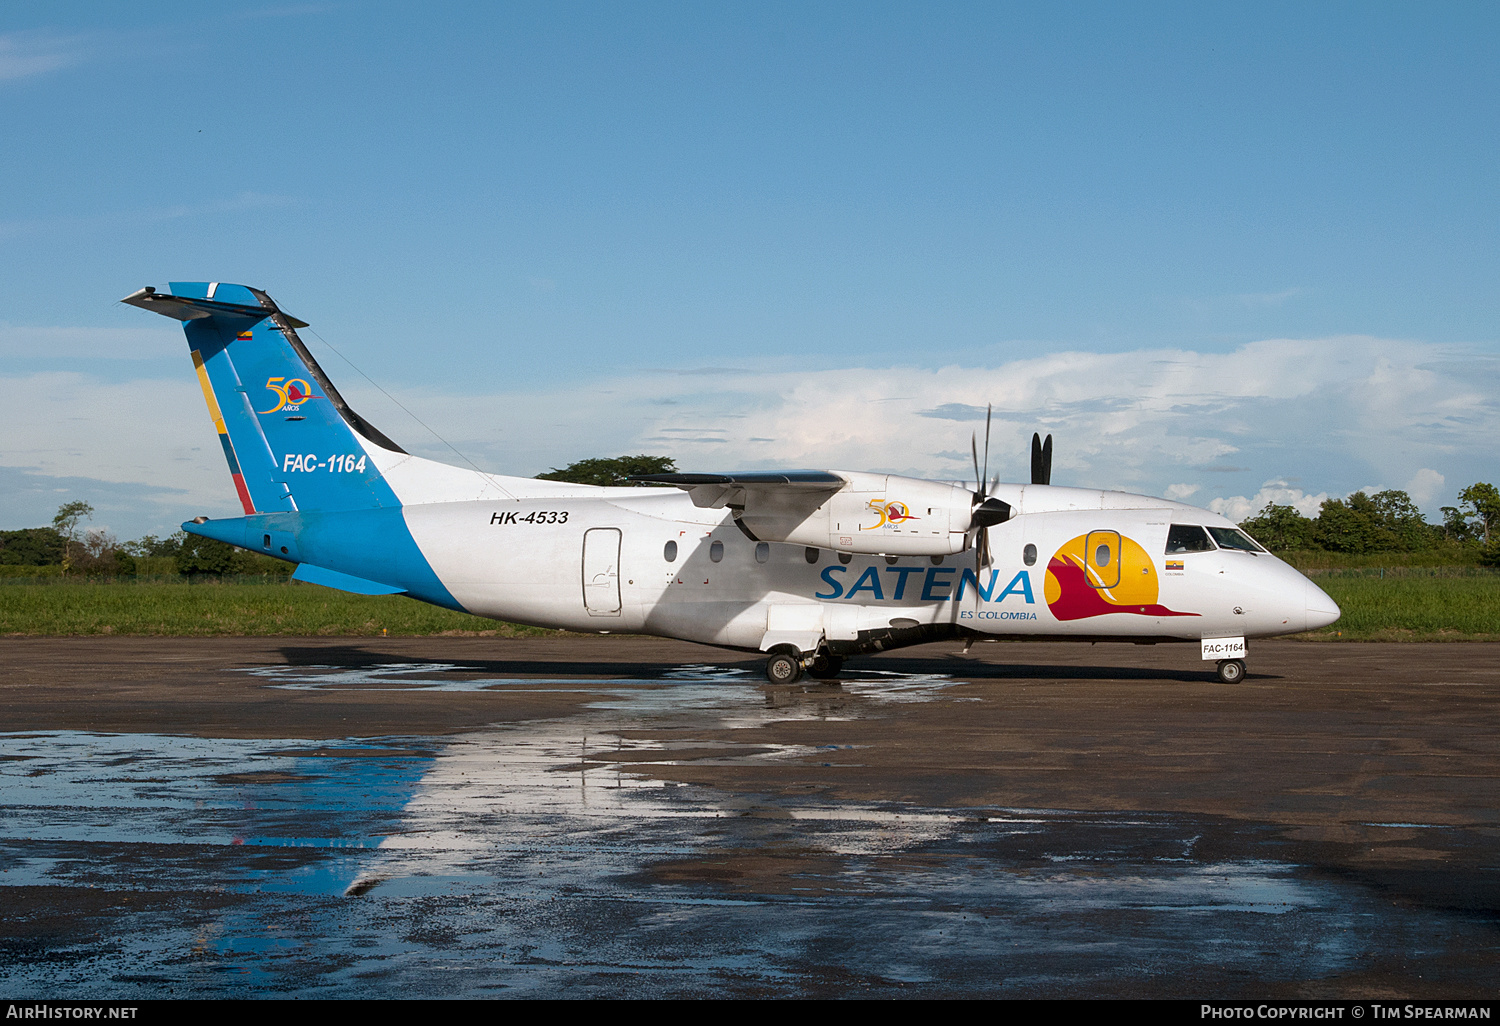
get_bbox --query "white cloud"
[0,372,238,530]
[0,325,182,360]
[0,192,297,241]
[0,31,85,82]
[4,334,1495,538]
[1208,481,1332,524]
[358,335,1492,498]
[1405,468,1445,506]
[1233,287,1308,308]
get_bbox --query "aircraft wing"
[629,471,846,509]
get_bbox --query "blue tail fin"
[123,282,405,513]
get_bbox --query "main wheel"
[808,652,844,681]
[765,651,804,685]
[1216,658,1246,684]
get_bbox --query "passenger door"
[582,528,622,616]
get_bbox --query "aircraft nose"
[1305,578,1340,630]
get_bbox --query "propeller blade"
[1041,433,1053,486]
[971,433,981,494]
[981,404,992,491]
[975,520,985,576]
[1030,433,1044,485]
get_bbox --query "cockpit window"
[1165,525,1214,554]
[1207,527,1265,553]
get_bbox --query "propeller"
[968,404,1013,571]
[1030,432,1053,486]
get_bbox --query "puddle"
[244,661,971,709]
[3,663,1492,996]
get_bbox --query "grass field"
[1,571,1495,640]
[1306,574,1500,640]
[0,578,554,637]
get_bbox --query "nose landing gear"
[1215,658,1246,684]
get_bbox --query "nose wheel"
[1215,658,1246,684]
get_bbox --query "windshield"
[1207,526,1265,553]
[1165,525,1215,554]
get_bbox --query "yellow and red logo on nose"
[1045,533,1198,621]
[862,499,920,530]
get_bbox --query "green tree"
[1439,505,1477,543]
[1368,489,1437,550]
[1312,490,1437,553]
[0,528,67,566]
[51,501,94,572]
[1457,482,1500,546]
[175,535,242,575]
[123,531,186,558]
[1314,494,1378,553]
[1238,503,1316,551]
[537,455,677,487]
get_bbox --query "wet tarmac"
[1,637,1497,998]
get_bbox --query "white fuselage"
[389,474,1338,654]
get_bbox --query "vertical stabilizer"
[123,282,405,513]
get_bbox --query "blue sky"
[2,2,1497,539]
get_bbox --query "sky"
[2,2,1497,540]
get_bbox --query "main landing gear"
[763,647,844,685]
[808,651,844,680]
[764,650,803,685]
[1215,658,1246,684]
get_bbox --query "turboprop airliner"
[124,282,1339,685]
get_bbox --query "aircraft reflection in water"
[124,282,1339,685]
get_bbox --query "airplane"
[123,281,1340,686]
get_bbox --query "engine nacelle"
[738,472,976,556]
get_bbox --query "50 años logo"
[862,499,920,530]
[257,376,323,414]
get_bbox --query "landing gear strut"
[1215,658,1246,684]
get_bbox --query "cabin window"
[1095,544,1112,568]
[663,540,677,562]
[755,542,770,563]
[805,547,819,564]
[1023,543,1037,566]
[710,540,724,563]
[838,551,852,565]
[1164,525,1214,554]
[884,554,898,565]
[929,554,944,565]
[1207,527,1266,553]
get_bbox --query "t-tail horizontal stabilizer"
[292,564,406,595]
